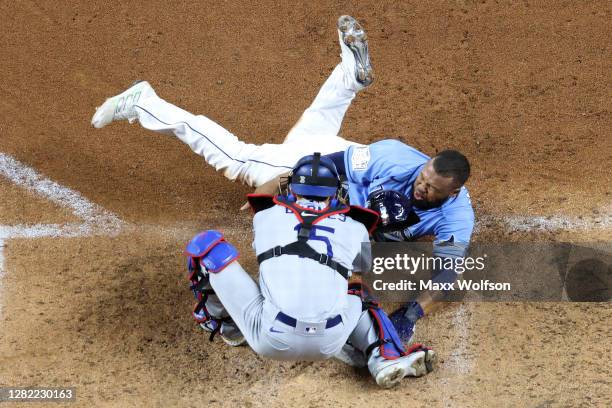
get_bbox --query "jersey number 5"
[294,224,335,257]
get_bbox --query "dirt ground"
[1,1,610,407]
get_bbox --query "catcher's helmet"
[367,190,420,232]
[288,152,340,198]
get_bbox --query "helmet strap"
[311,152,321,177]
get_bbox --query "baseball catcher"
[183,152,435,388]
[91,15,474,342]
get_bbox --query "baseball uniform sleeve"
[343,140,430,206]
[429,194,475,291]
[433,189,475,257]
[323,151,347,176]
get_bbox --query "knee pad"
[185,230,239,274]
[185,230,225,259]
[184,230,222,300]
[184,230,239,341]
[200,241,239,273]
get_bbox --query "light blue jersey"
[344,139,475,256]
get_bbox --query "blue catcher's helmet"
[366,190,421,233]
[289,152,340,198]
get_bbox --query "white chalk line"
[448,303,473,374]
[439,303,473,407]
[0,153,124,234]
[477,207,611,233]
[0,153,126,321]
[442,207,610,381]
[0,240,5,320]
[0,222,125,240]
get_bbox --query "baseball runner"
[91,15,370,186]
[91,15,475,340]
[184,153,435,388]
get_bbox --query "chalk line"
[0,240,4,320]
[477,206,611,233]
[0,153,126,321]
[448,303,473,375]
[0,223,121,240]
[0,153,124,235]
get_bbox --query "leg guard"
[184,231,240,341]
[186,254,228,341]
[348,282,408,359]
[366,306,409,359]
[346,282,434,388]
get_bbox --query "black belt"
[257,243,350,280]
[275,311,343,329]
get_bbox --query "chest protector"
[249,195,379,279]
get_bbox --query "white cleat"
[337,15,374,91]
[91,81,156,128]
[370,347,436,389]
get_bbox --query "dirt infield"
[1,1,610,407]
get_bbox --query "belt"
[275,311,343,329]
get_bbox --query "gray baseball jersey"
[254,199,369,320]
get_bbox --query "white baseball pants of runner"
[209,261,378,361]
[132,64,362,187]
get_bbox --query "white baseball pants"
[209,261,378,362]
[133,64,362,187]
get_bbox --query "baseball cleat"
[219,321,247,347]
[370,347,436,388]
[337,15,374,91]
[199,320,246,347]
[334,343,367,368]
[91,80,156,128]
